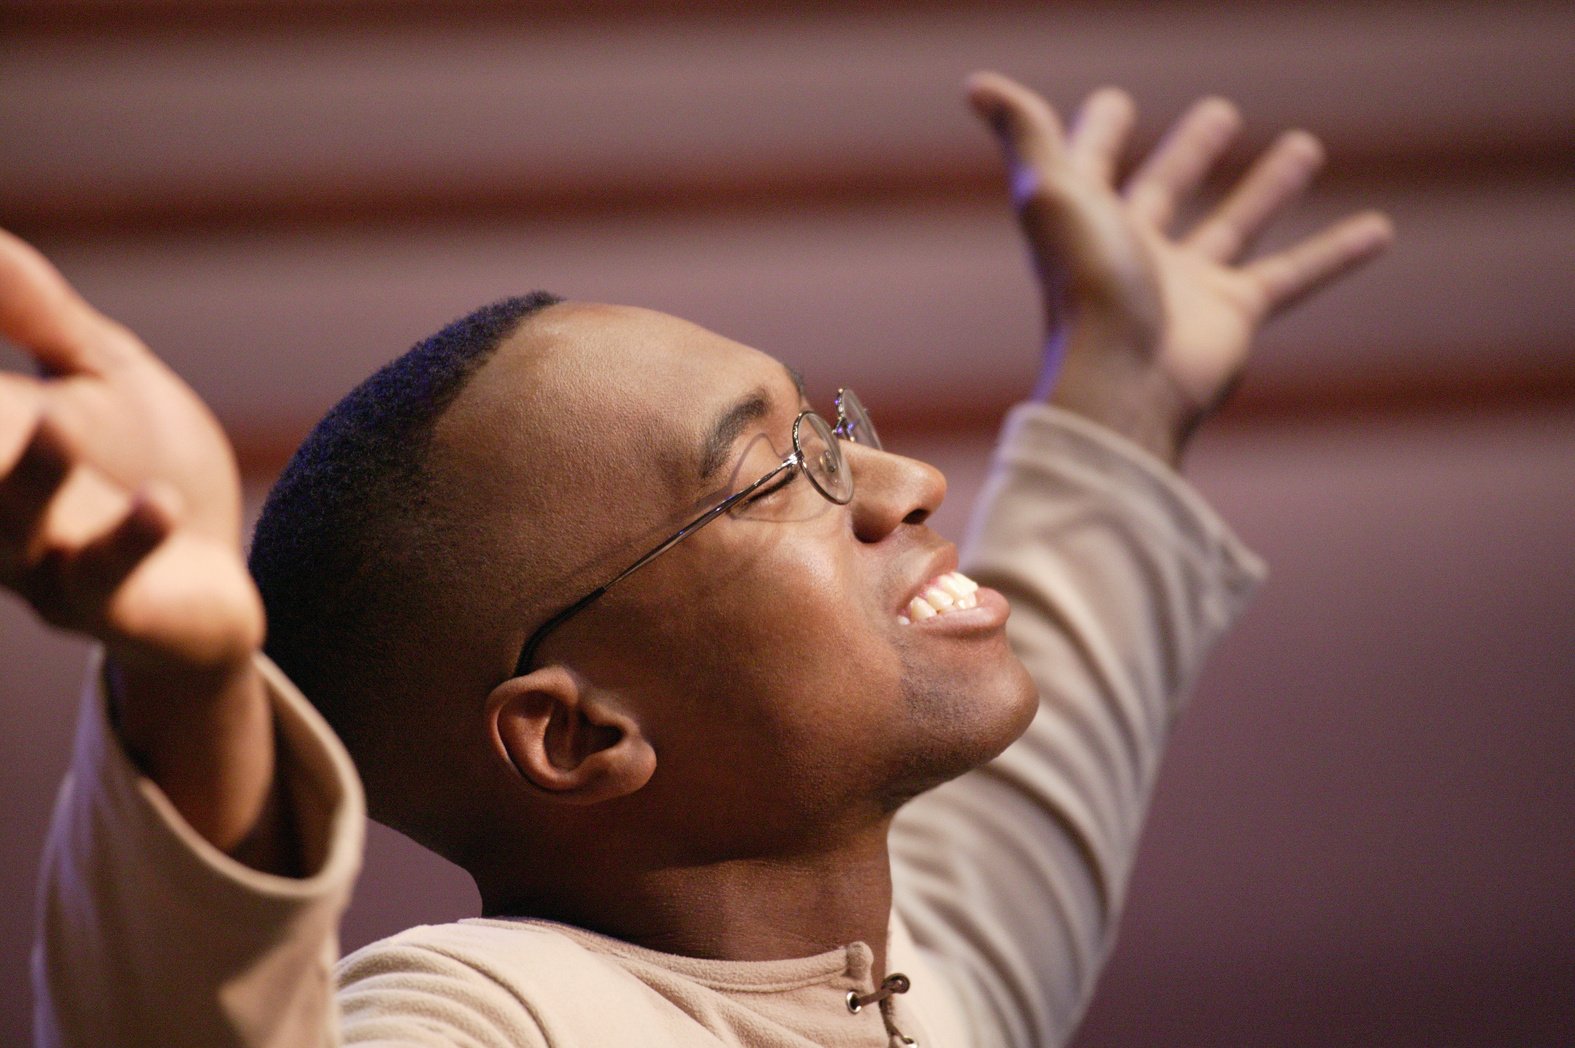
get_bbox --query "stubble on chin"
[877,646,1036,812]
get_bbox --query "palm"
[1143,231,1264,411]
[37,354,242,541]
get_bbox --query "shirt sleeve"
[889,403,1266,1048]
[33,652,366,1048]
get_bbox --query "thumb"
[964,71,1069,209]
[0,227,134,378]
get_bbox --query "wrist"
[107,649,266,772]
[1040,334,1190,467]
[106,650,281,858]
[108,646,260,710]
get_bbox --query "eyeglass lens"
[836,388,881,451]
[799,411,853,504]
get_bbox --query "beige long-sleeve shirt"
[35,404,1264,1047]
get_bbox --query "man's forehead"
[472,300,804,477]
[432,301,807,590]
[506,302,790,391]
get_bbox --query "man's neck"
[477,825,897,982]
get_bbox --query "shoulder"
[335,919,669,1045]
[339,917,604,977]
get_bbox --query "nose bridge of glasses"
[821,393,894,509]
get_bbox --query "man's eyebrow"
[782,363,807,400]
[698,389,773,483]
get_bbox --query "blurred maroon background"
[2,2,1570,1045]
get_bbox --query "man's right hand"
[0,228,287,865]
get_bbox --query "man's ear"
[484,665,656,805]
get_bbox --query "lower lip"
[902,585,1010,635]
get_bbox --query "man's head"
[250,298,1036,892]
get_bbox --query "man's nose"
[844,442,947,541]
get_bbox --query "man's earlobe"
[485,665,656,805]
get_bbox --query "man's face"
[450,303,1037,855]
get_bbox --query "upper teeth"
[899,571,980,624]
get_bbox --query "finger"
[964,70,1068,207]
[1066,87,1137,184]
[43,485,177,621]
[0,227,136,376]
[1186,130,1326,262]
[1247,210,1396,315]
[0,372,45,465]
[0,414,71,560]
[1125,96,1242,231]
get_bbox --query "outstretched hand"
[0,228,279,859]
[0,229,262,671]
[967,72,1393,463]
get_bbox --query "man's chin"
[881,652,1038,809]
[970,652,1040,760]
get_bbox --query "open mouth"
[898,570,981,625]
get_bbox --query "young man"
[9,74,1390,1045]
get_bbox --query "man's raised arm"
[2,230,359,1045]
[0,228,278,858]
[890,74,1392,1046]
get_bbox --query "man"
[8,73,1390,1045]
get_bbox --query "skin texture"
[0,73,1392,977]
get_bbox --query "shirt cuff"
[71,648,365,909]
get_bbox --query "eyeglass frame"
[512,387,879,676]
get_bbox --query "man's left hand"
[967,72,1394,463]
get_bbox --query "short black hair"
[248,291,561,745]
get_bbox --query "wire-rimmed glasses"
[512,387,880,676]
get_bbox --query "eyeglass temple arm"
[513,455,800,676]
